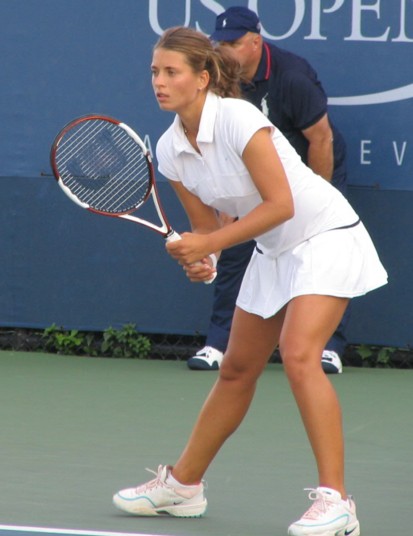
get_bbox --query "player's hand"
[166,233,217,283]
[166,232,209,264]
[182,256,216,283]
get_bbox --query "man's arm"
[302,112,334,181]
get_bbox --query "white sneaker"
[321,350,343,374]
[288,487,360,536]
[113,465,207,517]
[187,345,224,370]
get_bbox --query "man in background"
[188,6,349,374]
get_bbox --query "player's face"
[151,48,207,113]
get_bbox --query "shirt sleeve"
[156,131,180,182]
[280,70,328,130]
[222,99,275,156]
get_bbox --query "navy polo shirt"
[241,42,347,192]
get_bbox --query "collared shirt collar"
[171,92,219,154]
[252,42,272,83]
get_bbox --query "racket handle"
[205,255,217,284]
[165,230,182,242]
[165,231,217,284]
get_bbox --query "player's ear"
[198,70,210,91]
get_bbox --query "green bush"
[41,323,151,359]
[354,344,391,367]
[101,324,152,358]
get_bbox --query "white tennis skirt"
[236,222,388,319]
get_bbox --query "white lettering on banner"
[148,1,413,107]
[393,141,408,166]
[345,0,413,42]
[305,0,345,41]
[361,140,372,165]
[195,0,225,34]
[148,0,413,42]
[360,140,410,167]
[345,0,390,41]
[393,0,413,42]
[149,0,191,34]
[257,0,305,40]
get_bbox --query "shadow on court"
[0,351,411,536]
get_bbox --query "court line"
[0,525,173,536]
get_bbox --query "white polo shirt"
[156,91,358,257]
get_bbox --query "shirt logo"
[261,93,269,118]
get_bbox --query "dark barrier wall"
[1,1,412,347]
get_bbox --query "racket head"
[50,114,154,216]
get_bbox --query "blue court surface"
[0,351,412,536]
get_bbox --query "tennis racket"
[50,114,216,283]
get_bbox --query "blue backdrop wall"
[1,0,412,347]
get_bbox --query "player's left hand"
[166,233,217,283]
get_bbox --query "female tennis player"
[113,27,387,536]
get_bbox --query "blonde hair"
[154,26,242,99]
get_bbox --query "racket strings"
[55,120,151,213]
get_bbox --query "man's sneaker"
[187,346,224,370]
[288,487,360,536]
[321,350,343,374]
[113,465,207,517]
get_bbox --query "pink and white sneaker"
[288,487,360,536]
[113,465,207,517]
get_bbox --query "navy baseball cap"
[210,6,261,42]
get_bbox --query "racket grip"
[165,230,182,242]
[204,254,217,284]
[165,231,217,284]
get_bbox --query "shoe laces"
[197,346,214,358]
[135,465,166,493]
[301,488,337,520]
[322,350,338,361]
[136,466,207,493]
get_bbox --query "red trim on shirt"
[263,42,271,81]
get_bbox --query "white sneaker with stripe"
[288,487,360,536]
[113,465,207,517]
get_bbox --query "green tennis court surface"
[0,527,169,536]
[0,351,412,536]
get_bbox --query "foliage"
[0,327,412,367]
[42,324,84,355]
[346,344,412,368]
[101,324,152,358]
[353,344,391,367]
[41,323,151,359]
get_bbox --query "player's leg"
[282,295,360,536]
[113,306,285,516]
[173,304,285,483]
[322,301,351,373]
[280,294,349,494]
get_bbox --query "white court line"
[0,525,174,536]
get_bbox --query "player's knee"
[219,353,259,385]
[279,344,315,383]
